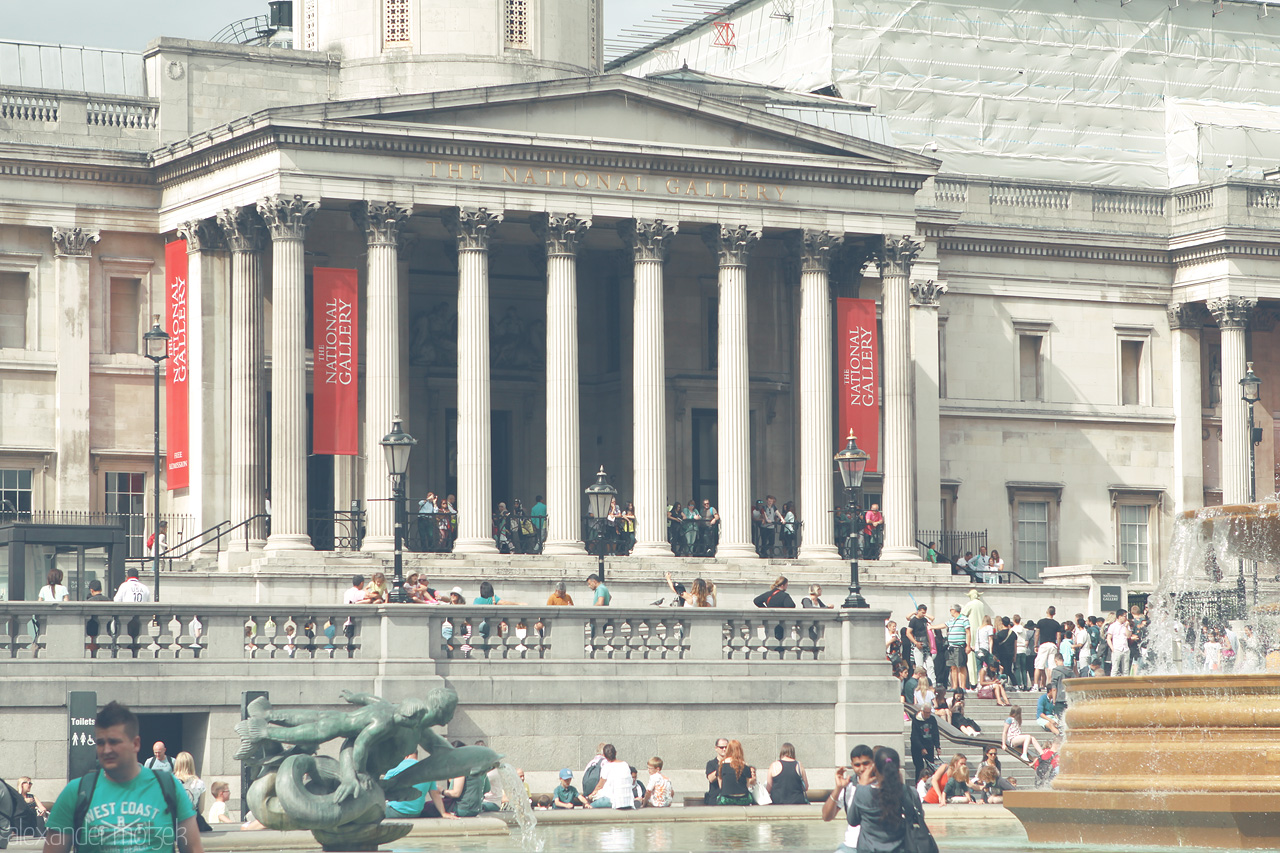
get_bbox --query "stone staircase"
[900,690,1047,774]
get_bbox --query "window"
[109,277,140,354]
[0,469,33,519]
[505,0,530,49]
[1119,504,1150,584]
[0,272,27,349]
[1019,335,1042,401]
[1007,483,1061,580]
[302,0,318,49]
[104,472,146,557]
[1117,328,1151,406]
[383,0,410,47]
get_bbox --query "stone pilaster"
[619,219,677,556]
[534,213,591,555]
[797,230,843,559]
[910,279,947,533]
[445,207,503,554]
[51,227,100,512]
[216,207,268,548]
[258,195,319,551]
[701,224,761,558]
[1168,303,1208,513]
[175,219,229,551]
[1208,296,1256,506]
[354,201,411,551]
[877,235,922,561]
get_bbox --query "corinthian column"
[797,230,842,559]
[704,224,762,558]
[259,195,319,551]
[535,213,591,555]
[216,207,268,549]
[446,207,503,554]
[619,219,677,557]
[354,201,410,551]
[910,279,947,533]
[51,227,100,512]
[877,235,922,561]
[1208,296,1256,506]
[1168,303,1207,514]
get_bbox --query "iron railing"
[308,510,366,552]
[0,511,195,559]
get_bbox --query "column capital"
[618,219,678,262]
[534,212,591,256]
[51,227,100,257]
[1167,301,1209,330]
[353,201,411,248]
[1207,296,1257,330]
[703,224,761,267]
[876,234,923,278]
[216,207,266,253]
[176,219,226,253]
[444,207,502,251]
[799,230,844,273]
[909,279,947,307]
[257,194,319,241]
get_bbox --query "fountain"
[1005,501,1280,849]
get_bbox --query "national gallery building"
[3,0,1280,592]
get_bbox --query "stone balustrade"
[0,86,159,150]
[0,603,854,666]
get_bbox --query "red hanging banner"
[164,240,190,490]
[313,267,360,455]
[836,297,880,472]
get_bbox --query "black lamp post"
[1241,362,1263,602]
[834,430,870,608]
[585,466,616,582]
[380,417,417,604]
[143,316,169,602]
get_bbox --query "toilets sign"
[68,691,98,779]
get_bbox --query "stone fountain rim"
[1066,673,1280,693]
[1178,501,1280,521]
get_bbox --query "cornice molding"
[1,158,152,187]
[1172,242,1280,267]
[938,237,1169,265]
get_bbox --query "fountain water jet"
[1005,502,1280,848]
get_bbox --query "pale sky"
[0,0,658,51]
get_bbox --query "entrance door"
[306,394,336,550]
[445,409,514,514]
[691,409,718,508]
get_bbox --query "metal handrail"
[161,520,234,560]
[903,702,1035,767]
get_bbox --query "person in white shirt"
[821,744,875,853]
[587,744,635,809]
[113,567,153,602]
[1107,610,1132,676]
[206,781,233,823]
[37,568,69,602]
[343,575,366,605]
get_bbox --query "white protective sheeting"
[0,39,146,96]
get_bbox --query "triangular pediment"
[269,75,934,171]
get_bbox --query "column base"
[798,544,840,560]
[631,540,672,557]
[543,540,586,556]
[716,543,759,559]
[454,538,499,555]
[361,536,394,552]
[265,534,314,552]
[879,546,924,562]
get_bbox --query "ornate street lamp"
[380,417,417,604]
[585,466,617,581]
[1241,362,1263,601]
[834,431,870,608]
[143,317,170,602]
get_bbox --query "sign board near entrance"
[68,690,98,780]
[1101,585,1123,614]
[836,298,879,472]
[165,240,190,490]
[313,268,359,455]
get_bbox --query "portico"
[153,74,938,563]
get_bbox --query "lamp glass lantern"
[834,431,870,493]
[143,316,170,363]
[381,418,417,480]
[585,466,617,519]
[1241,362,1262,405]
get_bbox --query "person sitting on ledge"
[753,576,795,608]
[546,581,574,606]
[1037,684,1063,735]
[552,769,589,808]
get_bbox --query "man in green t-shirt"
[43,701,201,853]
[587,574,610,606]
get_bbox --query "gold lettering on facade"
[595,173,613,190]
[427,161,439,177]
[422,159,787,200]
[686,181,699,196]
[503,166,518,183]
[666,178,680,194]
[573,172,590,188]
[523,169,537,185]
[617,176,630,191]
[448,163,463,179]
[738,183,748,199]
[471,165,483,180]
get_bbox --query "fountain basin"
[1005,674,1280,848]
[1180,502,1280,562]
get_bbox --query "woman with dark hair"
[587,743,635,810]
[846,745,919,852]
[473,581,518,605]
[715,740,755,806]
[37,568,68,602]
[977,660,1012,706]
[752,576,795,608]
[994,616,1017,681]
[765,743,809,805]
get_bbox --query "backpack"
[581,762,601,800]
[73,768,180,850]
